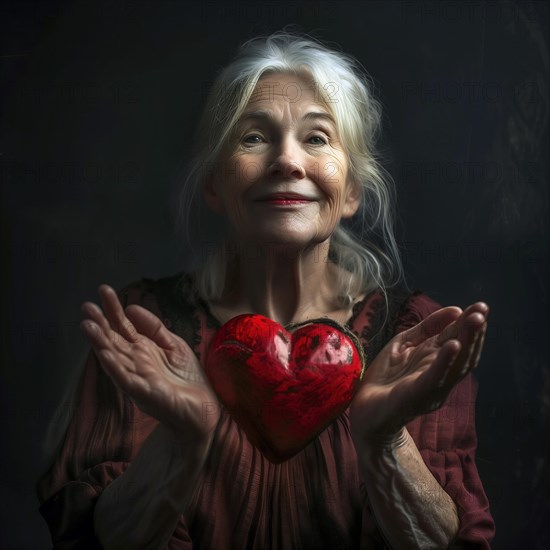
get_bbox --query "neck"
[220,240,344,326]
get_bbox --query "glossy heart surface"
[205,314,365,462]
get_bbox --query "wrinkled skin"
[81,285,220,440]
[350,302,488,449]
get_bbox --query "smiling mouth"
[260,199,311,206]
[256,194,314,205]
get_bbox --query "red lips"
[206,314,366,462]
[255,191,315,203]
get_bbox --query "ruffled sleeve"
[396,292,495,548]
[36,279,193,549]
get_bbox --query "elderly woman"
[37,32,495,548]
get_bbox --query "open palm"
[80,285,220,438]
[349,302,488,447]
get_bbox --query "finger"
[80,319,114,350]
[439,315,484,385]
[125,305,178,350]
[125,310,201,381]
[98,285,139,342]
[397,307,462,347]
[447,319,488,383]
[80,314,137,356]
[448,310,486,351]
[81,302,135,350]
[81,301,112,337]
[447,313,487,387]
[470,321,487,369]
[436,303,488,344]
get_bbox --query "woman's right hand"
[80,284,220,441]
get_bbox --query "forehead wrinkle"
[238,109,335,128]
[238,110,276,123]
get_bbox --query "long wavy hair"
[178,30,404,306]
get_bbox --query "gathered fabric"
[37,272,495,549]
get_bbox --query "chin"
[250,225,313,243]
[242,235,328,260]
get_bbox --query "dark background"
[1,0,548,548]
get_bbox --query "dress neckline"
[190,273,379,331]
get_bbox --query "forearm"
[94,422,213,549]
[356,428,459,550]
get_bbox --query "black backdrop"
[1,1,548,548]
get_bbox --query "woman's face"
[205,72,360,250]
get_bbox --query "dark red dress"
[36,273,495,548]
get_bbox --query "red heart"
[205,314,366,463]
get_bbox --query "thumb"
[125,305,179,350]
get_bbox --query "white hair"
[178,30,404,306]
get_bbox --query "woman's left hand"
[349,302,488,448]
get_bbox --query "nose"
[266,139,306,180]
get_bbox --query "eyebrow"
[302,111,337,125]
[237,110,336,126]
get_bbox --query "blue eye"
[308,135,327,145]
